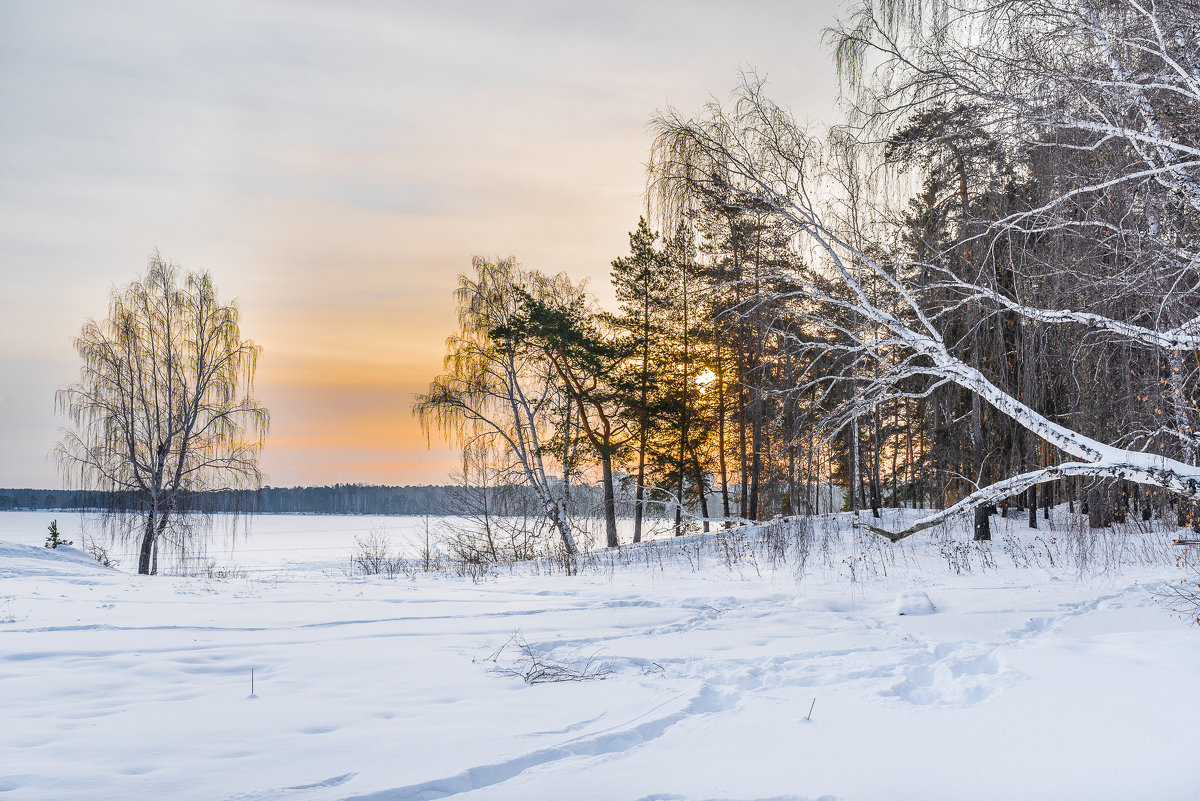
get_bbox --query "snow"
[0,510,647,574]
[892,590,935,616]
[1,509,1198,800]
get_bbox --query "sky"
[0,0,845,489]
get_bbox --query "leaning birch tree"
[414,256,580,562]
[648,76,1200,541]
[56,254,269,575]
[837,0,1200,475]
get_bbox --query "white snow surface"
[1,509,1198,800]
[892,590,935,616]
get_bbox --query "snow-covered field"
[2,510,1198,800]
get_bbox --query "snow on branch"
[649,76,1200,542]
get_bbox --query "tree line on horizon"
[0,485,454,516]
[0,483,670,518]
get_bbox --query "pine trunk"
[601,453,618,549]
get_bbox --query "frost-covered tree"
[648,73,1200,541]
[831,0,1200,530]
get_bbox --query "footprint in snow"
[883,646,1007,706]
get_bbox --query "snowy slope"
[1,513,1197,800]
[0,540,115,578]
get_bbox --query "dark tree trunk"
[716,344,731,526]
[973,505,991,541]
[674,466,685,537]
[693,455,710,533]
[138,518,155,575]
[1110,484,1127,525]
[632,432,647,544]
[738,383,749,520]
[1088,488,1106,529]
[601,454,618,548]
[847,425,859,514]
[138,509,168,575]
[869,410,882,518]
[786,442,797,516]
[749,385,762,520]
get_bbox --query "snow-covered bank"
[1,513,1197,800]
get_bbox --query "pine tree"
[607,218,671,542]
[44,519,71,549]
[503,283,632,549]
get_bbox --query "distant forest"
[1,485,470,516]
[0,483,637,517]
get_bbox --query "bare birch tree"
[56,254,268,575]
[414,256,581,563]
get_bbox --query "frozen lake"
[0,510,666,575]
[1,510,435,574]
